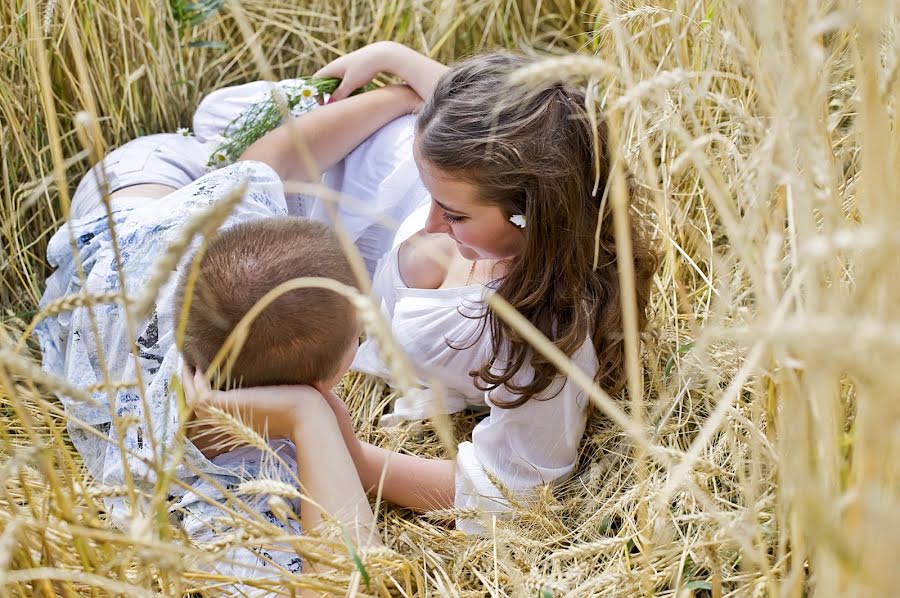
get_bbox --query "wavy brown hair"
[416,53,658,408]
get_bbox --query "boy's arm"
[314,42,449,103]
[183,370,380,546]
[291,400,380,546]
[238,84,421,183]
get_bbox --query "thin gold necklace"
[465,260,477,286]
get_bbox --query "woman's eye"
[442,211,466,224]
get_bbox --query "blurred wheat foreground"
[1,0,899,596]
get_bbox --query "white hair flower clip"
[509,214,526,229]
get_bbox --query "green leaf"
[187,40,227,50]
[701,0,722,29]
[597,516,613,534]
[204,76,373,166]
[170,0,224,31]
[664,341,696,377]
[685,580,712,590]
[1,309,37,323]
[540,587,553,598]
[343,531,371,591]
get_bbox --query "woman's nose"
[423,200,449,234]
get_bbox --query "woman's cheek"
[459,227,488,252]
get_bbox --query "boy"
[38,145,367,579]
[37,82,421,584]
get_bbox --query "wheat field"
[1,0,898,596]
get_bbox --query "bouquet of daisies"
[187,77,369,168]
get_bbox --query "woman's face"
[414,152,525,261]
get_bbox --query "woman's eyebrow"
[433,198,469,216]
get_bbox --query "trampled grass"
[1,0,898,596]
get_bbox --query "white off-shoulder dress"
[353,205,596,534]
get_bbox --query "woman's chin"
[456,243,480,260]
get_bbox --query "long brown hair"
[416,53,658,408]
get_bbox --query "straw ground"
[2,0,898,596]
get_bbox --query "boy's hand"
[182,365,333,441]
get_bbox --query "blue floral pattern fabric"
[37,161,304,577]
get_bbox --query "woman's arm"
[238,83,421,183]
[318,389,455,511]
[357,443,455,511]
[314,42,449,102]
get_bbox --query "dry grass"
[2,0,899,596]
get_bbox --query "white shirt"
[352,206,595,533]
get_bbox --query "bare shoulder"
[397,230,457,289]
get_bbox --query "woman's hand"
[315,41,448,103]
[182,366,333,445]
[314,41,405,102]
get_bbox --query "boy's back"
[39,158,339,519]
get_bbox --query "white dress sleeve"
[311,115,429,273]
[454,339,595,534]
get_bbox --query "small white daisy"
[176,127,191,136]
[509,214,526,228]
[74,111,93,127]
[299,84,317,100]
[203,136,232,168]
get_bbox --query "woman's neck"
[439,253,508,289]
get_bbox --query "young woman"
[191,43,658,534]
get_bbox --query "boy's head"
[175,218,360,389]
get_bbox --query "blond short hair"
[175,218,358,387]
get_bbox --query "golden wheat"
[1,0,898,596]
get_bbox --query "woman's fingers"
[313,61,354,101]
[328,81,354,103]
[312,60,341,79]
[323,71,361,103]
[314,52,376,102]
